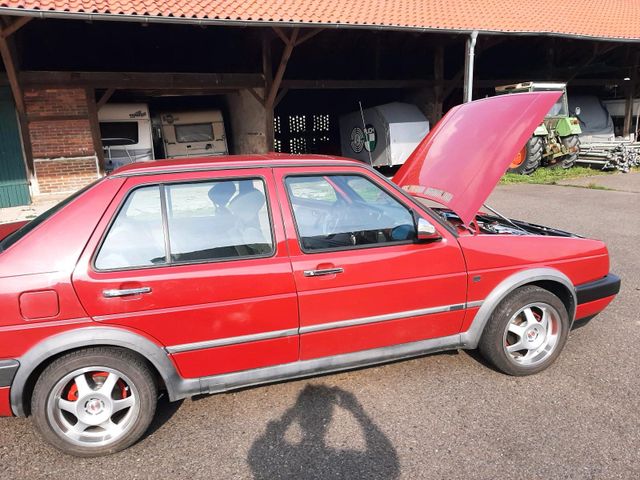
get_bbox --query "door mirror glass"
[416,218,441,243]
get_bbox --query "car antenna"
[359,101,374,166]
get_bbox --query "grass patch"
[500,166,608,185]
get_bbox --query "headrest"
[208,181,236,207]
[229,189,266,222]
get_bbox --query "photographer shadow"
[248,384,400,480]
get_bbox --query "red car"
[0,92,619,456]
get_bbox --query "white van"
[160,110,228,159]
[98,104,154,171]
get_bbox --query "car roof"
[110,153,364,177]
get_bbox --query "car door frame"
[71,167,300,379]
[273,164,470,360]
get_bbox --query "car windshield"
[0,179,102,253]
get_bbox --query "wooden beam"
[282,79,437,89]
[272,27,290,46]
[248,87,264,105]
[0,16,33,38]
[262,32,274,150]
[266,28,299,109]
[565,42,624,83]
[85,88,105,174]
[19,71,264,89]
[0,25,33,175]
[295,28,323,47]
[96,87,115,110]
[274,87,289,108]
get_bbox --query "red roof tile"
[1,0,639,41]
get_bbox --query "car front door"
[274,166,468,361]
[72,168,299,379]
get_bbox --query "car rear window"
[0,179,101,253]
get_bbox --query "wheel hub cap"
[503,303,561,366]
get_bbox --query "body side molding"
[459,267,577,349]
[190,334,463,397]
[10,326,195,417]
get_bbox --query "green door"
[0,86,30,207]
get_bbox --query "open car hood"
[393,92,561,225]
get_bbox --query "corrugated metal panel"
[0,86,30,208]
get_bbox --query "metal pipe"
[463,31,479,103]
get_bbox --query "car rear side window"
[94,178,273,270]
[95,186,166,270]
[285,174,415,251]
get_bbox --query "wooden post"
[0,19,34,177]
[262,32,274,150]
[85,88,105,174]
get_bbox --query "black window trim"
[283,172,419,255]
[92,175,277,273]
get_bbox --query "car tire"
[554,134,580,169]
[507,136,543,175]
[478,286,570,376]
[31,347,157,457]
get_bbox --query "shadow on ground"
[248,384,400,480]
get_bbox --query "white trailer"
[98,103,154,171]
[160,110,228,159]
[339,102,429,167]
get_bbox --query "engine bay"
[435,208,578,237]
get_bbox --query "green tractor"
[495,82,582,174]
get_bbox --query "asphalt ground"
[1,176,639,479]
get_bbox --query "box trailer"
[98,103,154,171]
[339,102,429,167]
[160,110,228,159]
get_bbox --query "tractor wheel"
[507,136,543,175]
[553,134,580,169]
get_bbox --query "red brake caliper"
[66,372,129,401]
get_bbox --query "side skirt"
[171,334,463,400]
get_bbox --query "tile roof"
[1,0,639,41]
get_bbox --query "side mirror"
[574,106,581,116]
[416,217,442,243]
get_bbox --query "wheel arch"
[10,326,196,417]
[461,267,576,349]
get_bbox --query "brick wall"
[34,157,99,194]
[24,88,101,195]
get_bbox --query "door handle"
[303,268,344,277]
[103,287,152,298]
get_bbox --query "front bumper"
[573,273,621,325]
[576,273,621,305]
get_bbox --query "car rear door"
[72,168,298,379]
[274,165,468,360]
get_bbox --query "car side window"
[165,179,272,262]
[95,178,273,270]
[95,185,166,270]
[285,174,416,251]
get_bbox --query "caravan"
[159,110,228,159]
[98,104,154,171]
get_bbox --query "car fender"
[461,267,576,349]
[10,326,199,417]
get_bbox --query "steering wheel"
[320,208,347,236]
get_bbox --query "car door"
[72,168,299,379]
[274,165,468,360]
